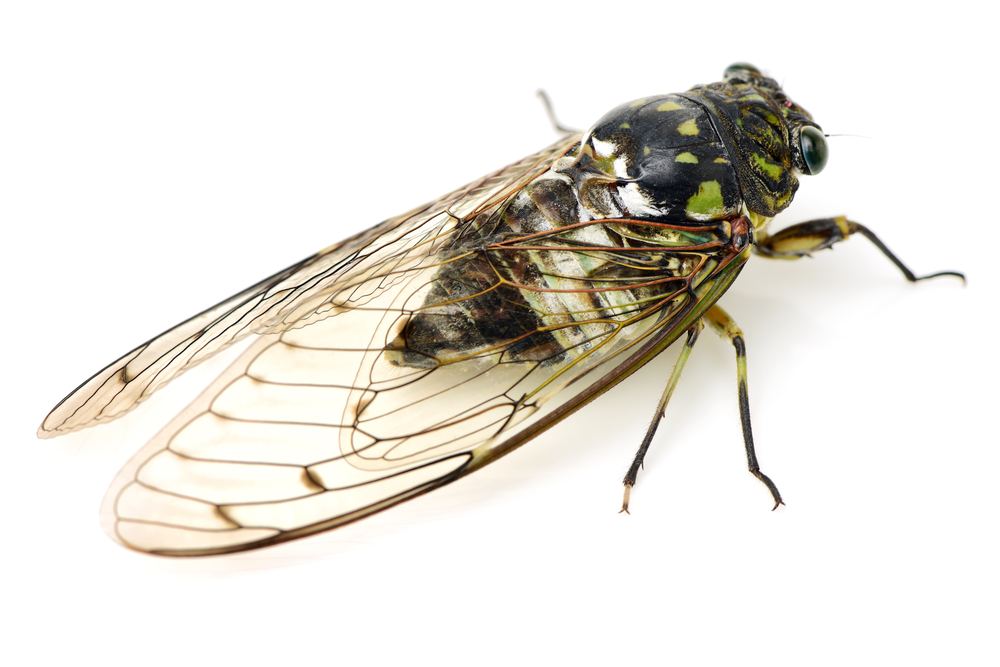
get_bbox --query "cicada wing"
[102,230,750,555]
[38,136,581,439]
[38,253,325,439]
[101,258,701,556]
[47,129,748,555]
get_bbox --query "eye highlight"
[799,126,829,175]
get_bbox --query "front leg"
[756,216,965,283]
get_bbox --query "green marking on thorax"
[643,146,651,156]
[630,99,647,107]
[675,152,698,164]
[657,101,683,111]
[713,157,728,164]
[619,122,631,129]
[677,119,698,136]
[686,180,724,218]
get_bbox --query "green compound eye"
[799,126,829,175]
[724,62,761,78]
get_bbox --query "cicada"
[39,64,962,556]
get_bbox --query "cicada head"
[704,63,830,215]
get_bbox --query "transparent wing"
[39,137,578,439]
[43,135,749,555]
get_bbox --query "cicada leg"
[535,90,580,135]
[620,305,784,513]
[703,305,784,510]
[755,216,966,282]
[621,322,703,514]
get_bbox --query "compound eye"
[799,126,829,175]
[724,62,761,78]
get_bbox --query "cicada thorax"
[387,74,818,371]
[563,94,744,224]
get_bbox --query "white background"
[2,2,996,665]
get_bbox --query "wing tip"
[36,417,72,440]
